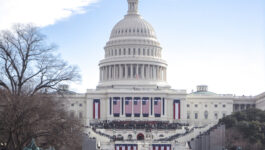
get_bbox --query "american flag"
[125,97,132,115]
[113,97,120,115]
[142,97,149,115]
[154,98,161,115]
[133,97,141,114]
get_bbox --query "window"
[71,104,74,107]
[70,111,75,118]
[195,113,198,119]
[215,113,218,119]
[205,104,208,108]
[187,104,190,107]
[79,112,83,119]
[223,113,226,117]
[195,104,198,107]
[214,104,218,108]
[79,104,82,107]
[128,134,132,140]
[204,111,208,119]
[187,113,190,119]
[223,104,226,108]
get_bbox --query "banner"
[173,100,180,120]
[93,99,100,119]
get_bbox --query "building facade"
[59,0,265,150]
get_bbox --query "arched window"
[128,134,132,140]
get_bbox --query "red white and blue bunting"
[152,144,171,150]
[173,100,180,120]
[93,99,100,119]
[115,144,137,150]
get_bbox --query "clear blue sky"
[40,0,265,95]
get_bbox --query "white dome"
[97,0,170,89]
[110,15,157,39]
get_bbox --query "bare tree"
[0,25,83,150]
[0,24,80,96]
[0,90,83,150]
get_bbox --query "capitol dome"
[109,15,157,39]
[97,0,169,89]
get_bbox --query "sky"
[0,0,264,96]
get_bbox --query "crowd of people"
[90,121,188,130]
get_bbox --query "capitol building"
[59,0,265,150]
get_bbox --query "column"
[147,65,150,80]
[104,66,107,80]
[103,67,105,81]
[140,97,142,117]
[123,97,125,117]
[159,67,162,81]
[136,64,139,79]
[119,65,122,79]
[141,64,144,79]
[152,97,155,116]
[112,65,116,80]
[157,66,159,80]
[149,97,152,116]
[100,67,102,81]
[125,64,128,79]
[109,66,111,80]
[165,68,167,81]
[130,64,133,79]
[153,66,156,80]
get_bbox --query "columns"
[140,97,142,117]
[113,65,116,80]
[136,64,139,79]
[125,64,128,79]
[130,64,133,79]
[141,64,144,79]
[153,66,156,80]
[147,65,150,80]
[119,65,122,79]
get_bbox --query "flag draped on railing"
[152,144,171,150]
[115,144,138,150]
